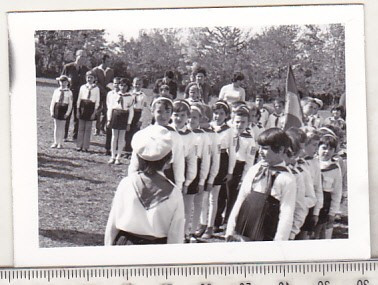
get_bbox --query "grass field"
[37,79,347,248]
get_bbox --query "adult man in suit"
[61,49,89,140]
[92,54,114,135]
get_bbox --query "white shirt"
[210,122,237,174]
[218,83,246,104]
[226,161,296,241]
[202,127,220,185]
[189,128,211,186]
[77,83,100,110]
[107,92,135,125]
[234,130,258,178]
[266,112,285,129]
[104,171,185,245]
[50,88,73,117]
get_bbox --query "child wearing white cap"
[50,75,73,149]
[128,97,185,190]
[104,125,185,245]
[302,97,323,129]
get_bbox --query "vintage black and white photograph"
[9,6,369,266]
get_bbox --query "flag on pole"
[283,65,303,131]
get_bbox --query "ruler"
[0,261,376,284]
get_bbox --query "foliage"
[35,24,345,105]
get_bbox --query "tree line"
[35,24,345,105]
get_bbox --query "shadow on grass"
[39,228,104,247]
[38,152,99,164]
[38,169,105,184]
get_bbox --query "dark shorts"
[113,230,167,245]
[318,191,332,225]
[214,151,229,186]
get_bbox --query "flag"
[283,65,303,130]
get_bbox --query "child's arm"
[274,172,297,241]
[240,89,246,102]
[303,169,317,209]
[199,133,211,187]
[227,129,237,177]
[127,97,134,126]
[242,139,257,179]
[329,167,343,217]
[107,95,114,123]
[206,133,220,186]
[77,86,84,111]
[172,132,185,190]
[183,136,198,190]
[218,86,226,100]
[94,87,100,110]
[312,160,324,217]
[289,173,307,239]
[50,90,58,116]
[66,91,73,117]
[128,152,139,174]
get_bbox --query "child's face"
[160,87,170,97]
[86,75,95,84]
[189,110,201,129]
[188,85,200,100]
[282,151,297,166]
[120,83,129,93]
[133,80,142,91]
[304,139,319,157]
[113,80,120,92]
[318,144,335,161]
[274,102,284,114]
[213,108,227,125]
[255,98,264,108]
[258,145,283,166]
[195,73,205,84]
[250,109,259,124]
[233,115,249,134]
[172,110,189,129]
[303,102,317,116]
[152,103,172,126]
[332,109,341,119]
[59,80,69,88]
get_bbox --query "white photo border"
[9,5,369,267]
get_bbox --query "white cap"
[313,98,323,109]
[131,125,173,161]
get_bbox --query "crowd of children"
[50,70,347,245]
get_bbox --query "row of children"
[103,93,346,244]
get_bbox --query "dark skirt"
[111,109,129,130]
[113,230,167,245]
[214,151,229,185]
[318,191,332,224]
[187,158,202,195]
[53,102,68,120]
[300,206,315,231]
[235,191,280,241]
[78,99,95,121]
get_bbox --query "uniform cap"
[56,75,70,82]
[131,125,173,161]
[313,98,323,109]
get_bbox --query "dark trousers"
[224,161,245,223]
[105,126,112,151]
[95,99,107,132]
[125,110,142,152]
[64,92,79,139]
[215,184,228,227]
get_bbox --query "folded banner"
[283,65,303,130]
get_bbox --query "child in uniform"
[105,77,121,155]
[184,103,211,242]
[50,75,73,149]
[76,71,100,152]
[185,82,204,104]
[226,128,296,241]
[201,100,236,239]
[298,127,323,239]
[224,106,258,226]
[128,97,185,191]
[266,98,285,129]
[248,103,265,139]
[255,94,270,128]
[107,78,134,165]
[196,104,221,237]
[314,134,343,239]
[125,77,148,157]
[324,105,346,131]
[170,100,198,195]
[302,97,323,129]
[284,128,317,240]
[104,125,185,245]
